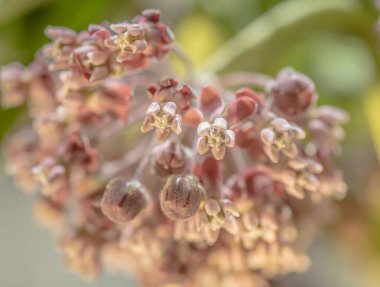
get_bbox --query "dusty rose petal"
[211,146,226,160]
[89,66,109,82]
[226,96,257,126]
[110,23,129,34]
[223,216,239,235]
[183,107,203,127]
[141,116,153,133]
[88,51,108,66]
[282,142,298,158]
[200,86,223,117]
[286,185,305,199]
[263,145,279,163]
[197,137,209,154]
[170,114,182,134]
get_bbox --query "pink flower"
[197,118,235,160]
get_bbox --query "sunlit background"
[1,0,380,286]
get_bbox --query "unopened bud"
[101,178,149,223]
[160,175,202,220]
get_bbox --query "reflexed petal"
[242,211,258,230]
[304,175,319,192]
[146,102,160,115]
[163,101,177,117]
[288,158,307,170]
[205,199,221,216]
[197,137,209,155]
[127,24,145,36]
[225,130,235,147]
[204,227,219,245]
[291,125,306,139]
[213,117,227,130]
[197,121,211,137]
[221,199,239,217]
[263,145,279,163]
[223,216,239,235]
[212,146,226,160]
[308,160,323,173]
[286,185,305,199]
[171,114,182,134]
[140,116,154,133]
[132,39,147,52]
[195,210,208,232]
[104,36,119,49]
[260,128,275,145]
[283,142,298,158]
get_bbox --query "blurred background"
[1,0,380,286]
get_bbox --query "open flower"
[260,118,305,163]
[105,23,147,62]
[195,198,240,245]
[197,118,235,160]
[141,101,182,142]
[282,158,323,199]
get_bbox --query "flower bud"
[101,178,149,223]
[151,141,188,177]
[270,67,317,117]
[160,175,203,220]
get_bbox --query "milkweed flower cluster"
[0,10,348,287]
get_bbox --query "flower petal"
[197,137,209,154]
[197,121,211,137]
[146,102,160,115]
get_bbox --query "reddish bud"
[101,178,149,223]
[270,68,317,117]
[160,175,203,220]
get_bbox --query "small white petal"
[146,102,160,115]
[197,121,211,137]
[213,117,227,130]
[163,101,177,117]
[271,118,291,132]
[260,128,275,145]
[225,130,235,147]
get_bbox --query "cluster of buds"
[1,10,348,287]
